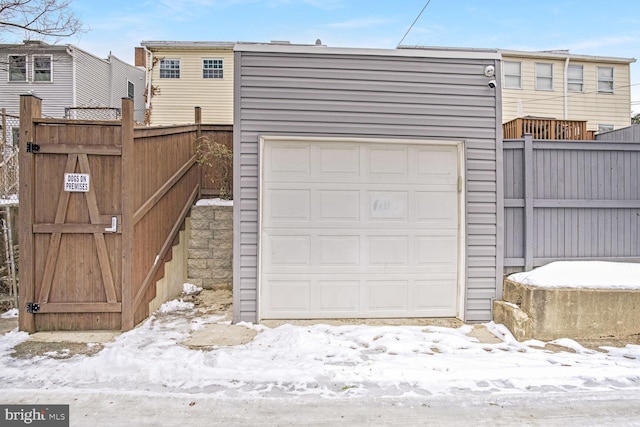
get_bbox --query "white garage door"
[260,138,461,319]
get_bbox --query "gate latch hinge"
[26,142,40,153]
[26,302,40,313]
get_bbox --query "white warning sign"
[64,173,90,192]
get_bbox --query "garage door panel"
[416,235,458,267]
[268,235,311,266]
[318,281,360,312]
[261,139,460,319]
[319,236,360,266]
[367,280,409,310]
[416,147,458,179]
[368,191,408,220]
[416,191,458,226]
[268,144,311,175]
[268,189,310,221]
[416,279,458,310]
[368,146,409,177]
[319,190,360,220]
[368,236,409,266]
[318,145,360,175]
[266,280,311,312]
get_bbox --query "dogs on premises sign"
[63,173,90,192]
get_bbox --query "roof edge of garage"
[234,42,500,60]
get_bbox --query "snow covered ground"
[0,263,639,425]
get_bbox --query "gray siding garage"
[233,43,502,323]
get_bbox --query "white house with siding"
[233,43,503,324]
[136,41,234,126]
[500,49,636,133]
[0,40,145,126]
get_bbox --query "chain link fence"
[0,110,18,310]
[65,107,122,121]
[1,110,19,206]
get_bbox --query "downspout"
[142,45,153,113]
[66,47,77,110]
[563,56,569,119]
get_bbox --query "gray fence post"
[524,134,534,271]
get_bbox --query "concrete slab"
[0,317,17,334]
[182,323,258,348]
[29,331,120,344]
[495,279,640,342]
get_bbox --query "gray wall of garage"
[233,44,503,323]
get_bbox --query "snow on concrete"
[1,261,640,399]
[508,261,640,289]
[0,305,639,398]
[195,198,233,207]
[0,308,18,318]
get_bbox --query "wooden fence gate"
[19,95,205,332]
[20,98,125,331]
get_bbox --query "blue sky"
[6,0,640,112]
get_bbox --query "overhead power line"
[397,0,433,48]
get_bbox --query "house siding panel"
[0,47,73,117]
[74,49,110,111]
[109,55,146,123]
[502,53,633,132]
[234,47,501,323]
[148,48,234,125]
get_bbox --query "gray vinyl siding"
[109,55,146,123]
[596,124,640,142]
[0,47,73,118]
[74,48,110,110]
[234,46,502,323]
[504,135,640,274]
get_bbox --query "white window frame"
[535,62,553,91]
[203,58,224,79]
[567,64,583,92]
[503,61,522,89]
[8,55,27,82]
[159,59,181,79]
[597,124,614,133]
[597,67,614,93]
[127,80,135,100]
[32,54,52,82]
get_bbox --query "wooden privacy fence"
[18,96,231,332]
[504,134,640,273]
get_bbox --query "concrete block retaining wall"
[187,204,233,290]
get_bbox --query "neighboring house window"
[597,67,614,93]
[11,128,19,146]
[203,59,224,79]
[567,65,583,92]
[8,55,27,81]
[598,124,614,133]
[159,59,180,78]
[33,55,52,82]
[535,63,553,91]
[503,61,521,89]
[127,80,135,100]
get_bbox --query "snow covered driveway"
[1,295,639,399]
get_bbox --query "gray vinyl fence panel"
[595,124,640,142]
[234,46,503,323]
[504,134,640,273]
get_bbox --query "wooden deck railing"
[503,118,592,140]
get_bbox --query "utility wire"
[397,0,432,48]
